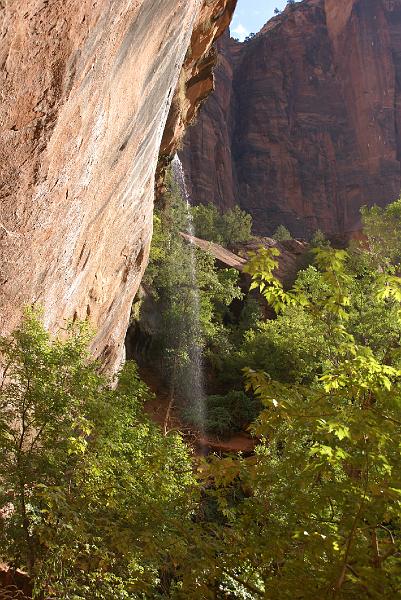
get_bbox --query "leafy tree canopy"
[191,203,253,247]
[3,199,401,598]
[272,224,292,242]
[0,309,196,599]
[140,172,243,414]
[194,225,401,598]
[361,199,401,268]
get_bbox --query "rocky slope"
[180,232,309,286]
[182,0,401,238]
[0,0,236,371]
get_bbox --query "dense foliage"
[2,200,401,598]
[0,310,196,599]
[141,175,243,420]
[360,198,401,267]
[191,203,253,247]
[272,224,292,241]
[183,389,260,437]
[192,206,401,598]
[310,228,330,248]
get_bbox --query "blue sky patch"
[231,0,288,41]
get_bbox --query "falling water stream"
[171,154,206,438]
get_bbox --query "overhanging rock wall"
[0,0,236,370]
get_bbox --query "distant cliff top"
[182,0,401,238]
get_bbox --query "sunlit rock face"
[0,0,235,371]
[182,0,401,238]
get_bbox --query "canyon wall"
[0,0,235,370]
[182,0,401,238]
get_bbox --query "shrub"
[310,228,330,248]
[272,224,292,241]
[184,390,260,437]
[361,198,401,267]
[191,203,253,246]
[220,205,253,245]
[191,203,221,243]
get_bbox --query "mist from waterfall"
[171,154,206,436]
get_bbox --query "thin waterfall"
[171,154,206,436]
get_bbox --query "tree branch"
[222,569,264,597]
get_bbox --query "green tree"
[244,33,256,43]
[191,203,222,243]
[361,199,401,268]
[141,175,242,413]
[0,309,196,598]
[190,244,401,598]
[272,224,292,242]
[220,206,253,246]
[310,228,330,248]
[191,203,253,247]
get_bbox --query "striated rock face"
[182,0,401,238]
[156,0,237,196]
[181,31,240,211]
[0,0,235,370]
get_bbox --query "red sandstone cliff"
[182,0,401,238]
[0,0,236,371]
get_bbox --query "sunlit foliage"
[0,310,196,599]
